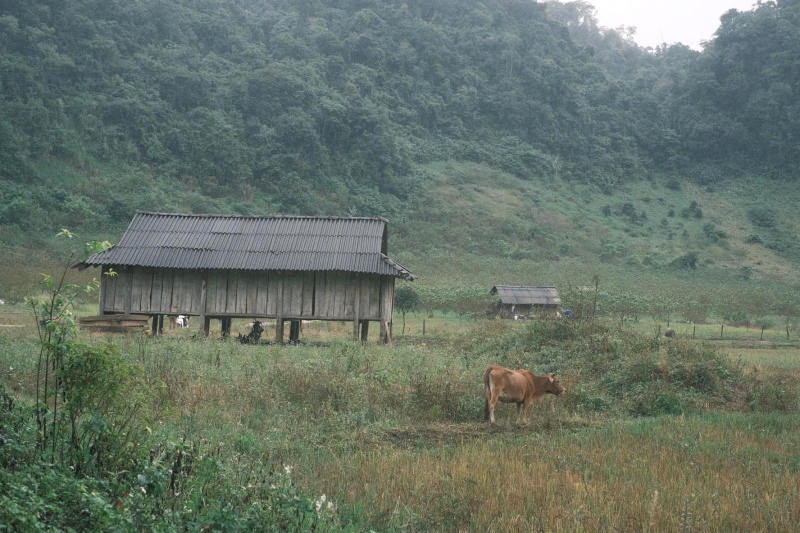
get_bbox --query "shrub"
[0,385,125,531]
[681,201,702,219]
[748,205,777,228]
[570,385,611,413]
[671,251,699,269]
[766,239,787,252]
[746,375,800,412]
[601,339,742,416]
[631,389,685,416]
[702,223,727,242]
[0,462,124,531]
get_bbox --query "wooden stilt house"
[81,212,415,343]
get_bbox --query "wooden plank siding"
[101,267,388,321]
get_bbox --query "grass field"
[2,303,799,531]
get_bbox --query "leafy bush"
[0,461,124,531]
[626,387,686,416]
[748,205,777,228]
[746,375,800,412]
[1,382,342,531]
[604,340,741,416]
[0,386,124,531]
[680,201,703,219]
[702,223,727,242]
[671,251,699,269]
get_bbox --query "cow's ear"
[548,374,555,382]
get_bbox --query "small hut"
[490,285,561,319]
[81,212,414,343]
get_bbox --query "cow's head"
[547,374,565,395]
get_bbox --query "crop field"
[1,301,799,531]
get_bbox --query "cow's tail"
[483,367,492,421]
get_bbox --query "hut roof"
[490,285,561,306]
[83,212,415,279]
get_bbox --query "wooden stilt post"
[199,275,208,336]
[360,320,369,343]
[381,320,393,345]
[289,320,300,343]
[276,319,284,344]
[353,280,361,341]
[276,278,284,344]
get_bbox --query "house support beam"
[289,320,300,343]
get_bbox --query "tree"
[394,285,420,335]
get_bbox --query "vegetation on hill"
[1,0,799,306]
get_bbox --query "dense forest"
[0,0,799,279]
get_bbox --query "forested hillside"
[1,0,799,299]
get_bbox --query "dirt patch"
[384,418,592,448]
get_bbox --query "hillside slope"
[0,0,798,310]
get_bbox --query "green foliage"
[748,205,777,228]
[0,455,124,531]
[0,386,342,531]
[2,0,796,241]
[702,222,727,243]
[0,0,799,289]
[671,251,700,270]
[746,375,800,412]
[680,201,703,219]
[1,231,342,530]
[394,285,420,315]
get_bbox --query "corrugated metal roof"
[83,212,415,279]
[491,285,561,306]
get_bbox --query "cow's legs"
[516,402,525,425]
[487,391,499,424]
[520,400,532,425]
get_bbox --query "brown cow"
[484,365,565,425]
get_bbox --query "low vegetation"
[2,289,799,530]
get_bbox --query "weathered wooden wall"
[100,267,392,321]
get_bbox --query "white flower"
[283,464,292,475]
[315,494,326,512]
[315,494,336,513]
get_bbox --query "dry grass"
[2,311,799,531]
[312,417,800,531]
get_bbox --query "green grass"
[2,309,799,530]
[725,347,800,369]
[398,164,800,285]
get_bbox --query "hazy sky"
[575,0,758,50]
